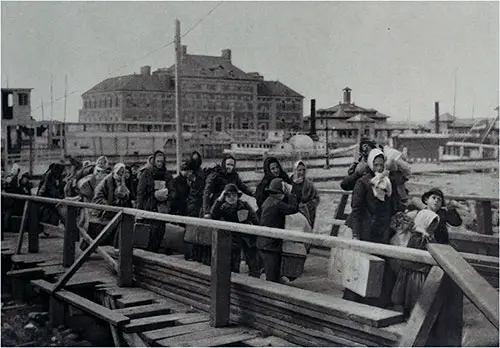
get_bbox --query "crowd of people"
[1,137,463,316]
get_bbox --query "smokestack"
[221,49,232,61]
[434,101,440,133]
[343,87,352,104]
[310,99,316,135]
[182,45,187,55]
[140,66,151,76]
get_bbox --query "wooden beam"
[28,201,39,253]
[79,227,118,273]
[210,229,232,327]
[428,243,499,329]
[476,200,493,235]
[398,267,446,346]
[14,201,29,255]
[330,193,349,236]
[118,214,134,287]
[53,212,123,292]
[63,206,78,267]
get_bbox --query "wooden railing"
[2,191,499,346]
[318,188,499,236]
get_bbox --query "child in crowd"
[391,209,440,317]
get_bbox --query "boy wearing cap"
[210,183,261,277]
[421,188,462,244]
[257,178,298,282]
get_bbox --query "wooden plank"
[118,213,134,287]
[122,333,148,347]
[63,206,78,267]
[11,254,57,264]
[330,193,349,236]
[428,243,499,329]
[328,248,385,298]
[7,267,45,278]
[28,201,39,253]
[53,211,123,292]
[476,200,493,235]
[141,321,210,344]
[181,332,258,347]
[242,336,300,347]
[176,314,209,325]
[14,201,29,255]
[32,279,130,326]
[103,296,122,347]
[157,326,249,347]
[210,229,232,327]
[123,313,197,333]
[398,267,446,346]
[79,228,118,272]
[116,295,155,308]
[114,302,173,319]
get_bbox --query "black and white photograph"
[1,1,499,347]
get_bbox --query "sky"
[1,1,499,124]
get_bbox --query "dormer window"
[18,93,29,106]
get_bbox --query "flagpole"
[174,19,183,175]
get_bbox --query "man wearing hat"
[421,188,462,244]
[256,178,298,282]
[210,183,260,277]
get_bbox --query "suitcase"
[280,241,307,279]
[133,222,152,249]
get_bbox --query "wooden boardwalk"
[1,232,288,347]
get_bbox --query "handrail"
[317,188,500,202]
[1,191,434,264]
[2,191,495,267]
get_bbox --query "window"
[215,117,222,132]
[201,123,208,129]
[242,122,249,129]
[18,93,29,106]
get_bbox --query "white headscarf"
[112,163,126,181]
[413,209,440,238]
[367,149,392,201]
[292,160,306,184]
[10,163,20,176]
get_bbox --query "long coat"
[255,157,291,212]
[136,166,174,214]
[347,172,395,243]
[92,174,132,219]
[256,193,298,252]
[171,174,190,216]
[289,175,320,227]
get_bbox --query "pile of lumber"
[131,250,406,347]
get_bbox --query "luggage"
[280,241,307,279]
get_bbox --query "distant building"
[304,87,417,146]
[428,113,499,143]
[79,47,304,138]
[2,88,32,123]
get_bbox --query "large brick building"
[79,47,304,138]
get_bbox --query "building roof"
[162,54,252,80]
[317,103,389,119]
[429,112,456,123]
[257,81,303,98]
[83,74,174,95]
[1,88,33,92]
[346,114,375,123]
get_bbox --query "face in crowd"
[225,158,235,174]
[372,155,385,174]
[154,153,165,170]
[124,168,131,180]
[269,162,281,177]
[296,163,306,180]
[225,192,239,205]
[426,194,443,213]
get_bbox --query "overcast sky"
[1,1,498,123]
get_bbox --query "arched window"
[115,95,119,107]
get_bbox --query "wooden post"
[28,201,39,253]
[330,194,349,236]
[49,296,66,329]
[15,201,29,254]
[210,229,232,327]
[174,19,183,175]
[118,214,135,287]
[63,206,78,267]
[398,267,446,346]
[476,200,493,235]
[53,212,123,292]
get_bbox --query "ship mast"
[174,19,182,175]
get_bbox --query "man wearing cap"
[420,188,462,244]
[257,178,298,282]
[210,183,260,277]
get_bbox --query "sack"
[160,223,186,252]
[154,188,169,202]
[184,224,212,246]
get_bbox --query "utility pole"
[41,98,45,121]
[50,74,54,121]
[174,19,182,175]
[62,75,68,158]
[324,122,330,169]
[452,69,457,117]
[63,75,68,123]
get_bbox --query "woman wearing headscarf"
[255,157,291,218]
[343,148,396,308]
[391,209,440,317]
[289,160,320,228]
[91,163,131,246]
[37,163,66,226]
[136,150,175,252]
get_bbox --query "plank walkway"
[0,232,292,347]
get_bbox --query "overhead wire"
[24,1,223,121]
